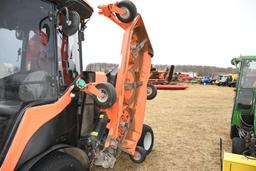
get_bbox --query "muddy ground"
[94,85,234,171]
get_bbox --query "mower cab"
[221,56,256,171]
[230,56,256,158]
[0,0,154,170]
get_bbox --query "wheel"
[230,125,239,139]
[137,124,154,155]
[31,151,88,171]
[147,84,157,100]
[63,10,80,36]
[129,146,147,163]
[232,137,245,155]
[95,83,116,108]
[116,0,137,23]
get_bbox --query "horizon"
[86,62,235,69]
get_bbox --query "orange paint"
[95,72,107,83]
[1,86,74,171]
[81,83,101,97]
[99,4,154,155]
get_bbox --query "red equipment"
[155,84,189,90]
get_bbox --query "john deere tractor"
[230,56,256,157]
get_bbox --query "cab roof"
[240,56,256,60]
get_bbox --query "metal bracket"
[131,39,148,56]
[94,150,116,168]
[124,81,142,89]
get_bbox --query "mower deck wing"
[99,5,154,155]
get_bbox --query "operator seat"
[0,100,22,116]
[0,78,22,116]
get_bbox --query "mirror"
[82,71,96,83]
[231,58,241,66]
[231,58,241,71]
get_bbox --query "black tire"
[63,10,80,36]
[230,125,239,139]
[137,124,154,155]
[147,84,157,100]
[95,83,116,108]
[116,0,137,23]
[31,151,87,171]
[129,146,147,163]
[232,137,245,155]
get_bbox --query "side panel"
[0,86,74,171]
[16,97,80,169]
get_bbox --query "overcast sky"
[83,0,256,68]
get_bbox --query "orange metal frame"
[80,83,102,97]
[99,4,154,155]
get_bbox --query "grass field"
[94,85,235,171]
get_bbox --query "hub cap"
[143,132,152,150]
[147,87,153,96]
[97,89,109,103]
[120,7,130,19]
[133,151,142,161]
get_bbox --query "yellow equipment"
[223,152,256,171]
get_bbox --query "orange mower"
[0,0,155,170]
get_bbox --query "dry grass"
[94,85,235,171]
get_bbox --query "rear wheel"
[232,137,245,155]
[129,146,147,163]
[31,151,87,171]
[116,0,137,23]
[147,84,157,100]
[137,124,154,155]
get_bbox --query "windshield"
[0,0,57,101]
[0,0,57,155]
[0,30,21,78]
[240,60,256,88]
[220,76,228,82]
[217,76,222,81]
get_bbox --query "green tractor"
[230,56,256,157]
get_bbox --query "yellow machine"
[223,152,256,171]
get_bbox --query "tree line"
[86,63,236,77]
